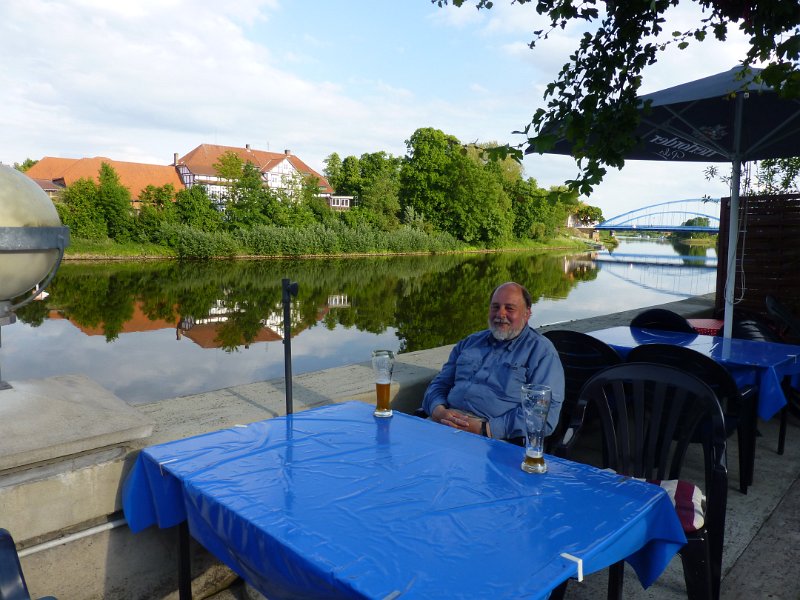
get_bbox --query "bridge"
[592,199,721,233]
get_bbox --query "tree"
[356,151,402,229]
[213,151,245,181]
[57,177,107,240]
[225,162,275,229]
[400,127,514,244]
[434,0,799,194]
[97,162,134,241]
[174,185,223,231]
[337,155,362,198]
[574,204,604,226]
[13,158,38,172]
[323,152,343,191]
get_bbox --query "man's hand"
[431,406,488,436]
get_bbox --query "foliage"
[13,158,38,172]
[705,157,800,195]
[56,177,108,240]
[754,158,800,194]
[212,151,245,181]
[323,152,343,190]
[434,0,800,194]
[158,223,240,259]
[399,127,514,245]
[574,204,604,225]
[174,185,224,231]
[224,162,279,229]
[97,162,135,241]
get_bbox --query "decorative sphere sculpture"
[0,164,68,310]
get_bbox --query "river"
[1,238,716,404]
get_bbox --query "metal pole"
[722,93,745,340]
[282,278,298,415]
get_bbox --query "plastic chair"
[542,329,622,452]
[766,294,800,343]
[630,308,696,333]
[555,363,728,600]
[730,312,799,454]
[627,344,757,493]
[0,529,57,600]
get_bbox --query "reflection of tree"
[15,252,594,352]
[668,238,712,264]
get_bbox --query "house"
[25,157,185,209]
[175,144,351,210]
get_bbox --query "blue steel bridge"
[595,198,721,232]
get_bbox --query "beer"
[371,350,394,418]
[374,380,392,417]
[521,450,547,473]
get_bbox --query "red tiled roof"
[178,144,333,194]
[26,156,185,200]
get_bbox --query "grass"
[64,233,597,260]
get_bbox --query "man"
[422,281,565,442]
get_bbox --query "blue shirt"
[422,326,565,440]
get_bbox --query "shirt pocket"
[454,350,481,383]
[502,362,528,401]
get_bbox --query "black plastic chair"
[729,312,798,454]
[0,529,57,600]
[627,344,757,493]
[555,363,728,600]
[631,308,696,333]
[542,329,623,452]
[766,294,800,343]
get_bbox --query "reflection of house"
[47,302,178,336]
[25,157,185,208]
[175,144,351,210]
[327,294,350,308]
[177,322,283,349]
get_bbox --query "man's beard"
[488,318,523,341]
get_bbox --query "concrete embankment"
[8,293,796,600]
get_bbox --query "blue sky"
[0,0,750,217]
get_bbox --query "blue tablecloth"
[589,326,800,420]
[123,402,685,600]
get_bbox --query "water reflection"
[4,244,716,403]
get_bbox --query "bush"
[158,224,239,258]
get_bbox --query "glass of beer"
[371,350,394,418]
[520,384,551,473]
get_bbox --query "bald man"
[422,282,565,443]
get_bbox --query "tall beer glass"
[371,350,394,418]
[520,384,551,473]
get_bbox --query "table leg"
[178,521,192,600]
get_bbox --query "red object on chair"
[688,318,723,336]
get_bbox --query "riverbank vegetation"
[51,127,602,259]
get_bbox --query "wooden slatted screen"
[716,193,800,320]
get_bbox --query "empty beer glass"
[371,350,394,418]
[520,384,551,473]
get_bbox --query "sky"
[0,0,753,218]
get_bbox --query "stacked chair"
[555,363,728,600]
[541,330,622,452]
[630,308,696,333]
[0,529,57,600]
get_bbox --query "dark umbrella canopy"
[536,66,800,338]
[630,66,800,163]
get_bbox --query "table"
[122,402,686,600]
[588,326,800,420]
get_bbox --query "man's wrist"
[480,420,488,437]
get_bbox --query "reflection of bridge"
[567,256,717,297]
[594,199,721,232]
